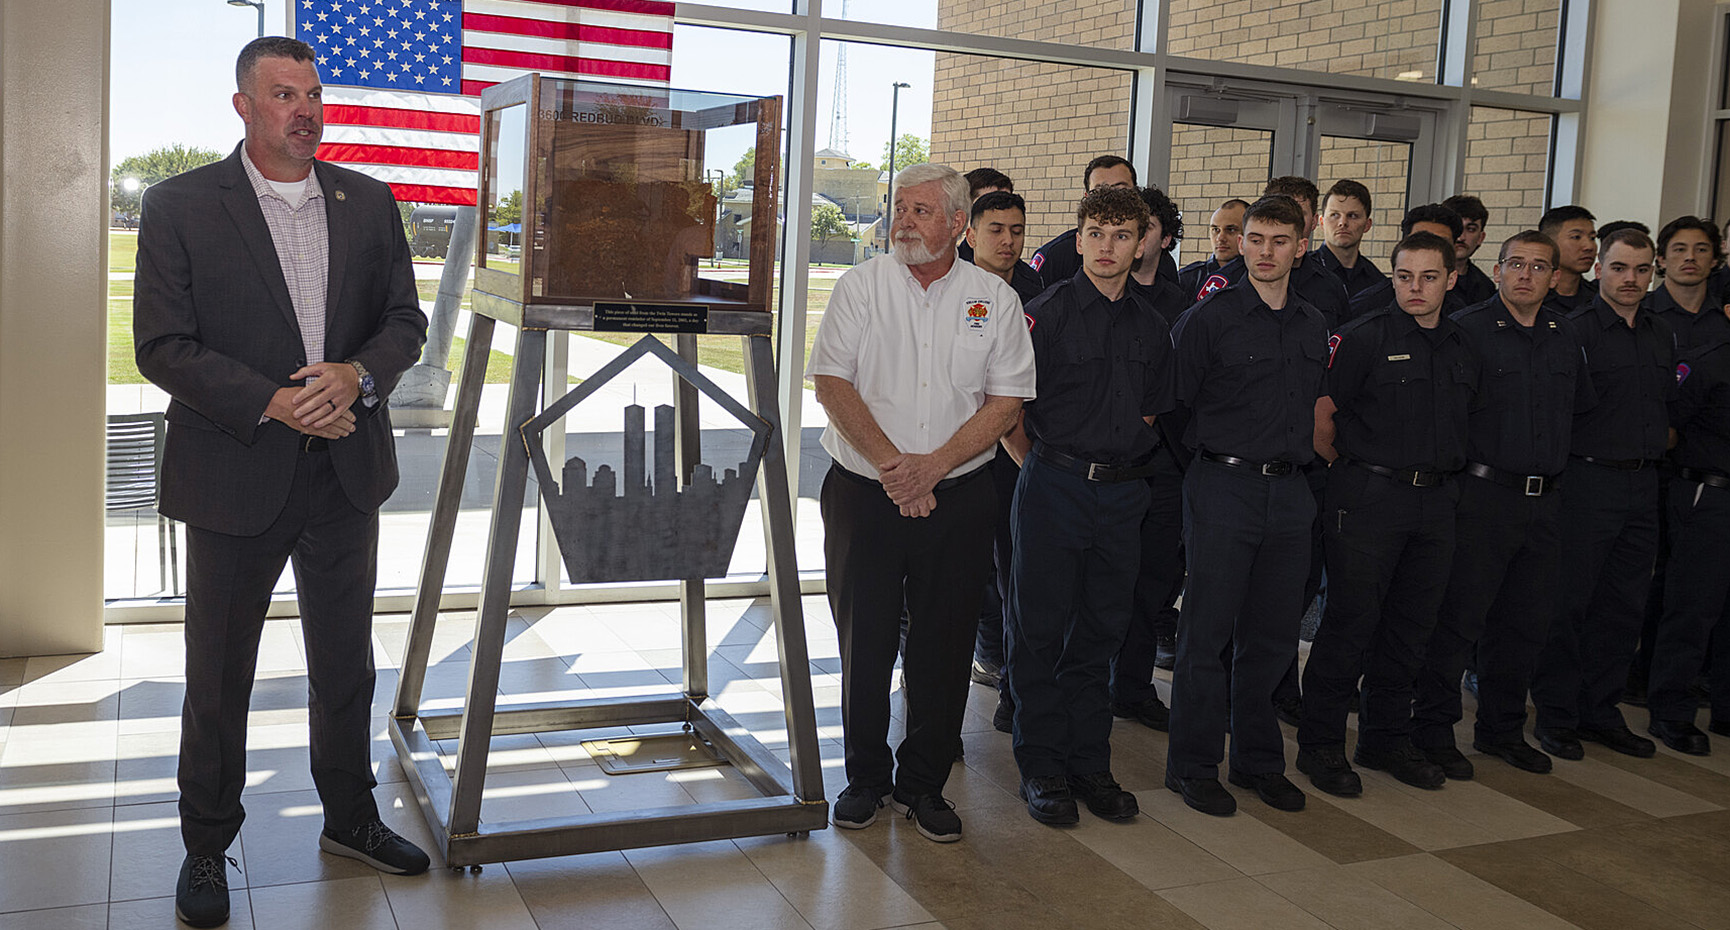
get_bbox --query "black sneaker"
[174,854,233,929]
[1067,771,1139,821]
[1154,634,1177,671]
[831,783,891,829]
[319,820,431,875]
[1110,696,1170,732]
[890,789,962,842]
[1355,743,1445,789]
[1422,745,1474,780]
[969,658,1002,689]
[992,693,1015,733]
[1295,745,1362,797]
[1019,774,1080,825]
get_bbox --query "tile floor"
[2,597,1726,930]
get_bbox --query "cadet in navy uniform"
[1444,195,1498,307]
[1185,180,1350,330]
[1166,195,1328,816]
[1179,199,1248,301]
[1004,187,1174,825]
[1410,230,1593,776]
[961,190,1046,729]
[1531,228,1675,761]
[1311,179,1385,300]
[1112,185,1192,730]
[1031,156,1179,289]
[1345,205,1470,323]
[1540,205,1599,315]
[1648,332,1730,753]
[1296,232,1477,796]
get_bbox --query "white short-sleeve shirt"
[807,253,1037,479]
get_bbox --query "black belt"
[832,460,988,492]
[1033,443,1158,482]
[1572,454,1659,471]
[1677,467,1730,490]
[301,435,329,453]
[1199,451,1296,476]
[1341,457,1451,488]
[1463,461,1559,496]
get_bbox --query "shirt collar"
[239,145,324,207]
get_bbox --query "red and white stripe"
[320,87,484,206]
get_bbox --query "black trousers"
[1413,473,1562,748]
[179,448,381,855]
[1299,464,1457,752]
[1533,461,1659,731]
[1649,479,1730,723]
[822,464,994,796]
[1168,458,1315,779]
[974,446,1020,668]
[1109,452,1185,706]
[1006,451,1151,778]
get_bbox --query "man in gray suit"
[134,36,430,928]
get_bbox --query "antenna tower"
[827,0,850,155]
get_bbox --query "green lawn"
[109,230,833,387]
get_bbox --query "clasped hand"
[877,452,944,518]
[265,361,361,440]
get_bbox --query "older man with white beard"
[808,163,1037,842]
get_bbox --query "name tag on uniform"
[1387,353,1412,362]
[961,298,993,339]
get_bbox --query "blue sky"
[110,0,936,178]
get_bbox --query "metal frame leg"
[674,333,708,699]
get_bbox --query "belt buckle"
[1260,462,1283,477]
[1524,475,1544,496]
[1087,462,1106,481]
[1410,472,1425,487]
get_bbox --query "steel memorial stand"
[386,75,827,867]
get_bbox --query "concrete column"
[0,0,110,656]
[1577,0,1717,226]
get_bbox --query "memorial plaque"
[593,302,710,333]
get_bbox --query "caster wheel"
[450,866,464,874]
[470,864,483,874]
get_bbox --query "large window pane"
[1462,106,1553,277]
[1166,124,1274,266]
[1317,136,1412,271]
[1470,0,1561,96]
[1165,0,1445,83]
[840,0,1135,50]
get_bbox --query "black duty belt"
[1463,461,1559,496]
[1341,457,1451,488]
[1677,467,1730,490]
[1199,451,1296,476]
[1033,443,1159,482]
[1572,454,1659,471]
[301,435,329,453]
[832,460,988,492]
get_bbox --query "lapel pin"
[335,190,346,201]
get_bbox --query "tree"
[110,144,224,218]
[879,134,929,173]
[491,189,523,226]
[724,147,755,195]
[811,203,851,245]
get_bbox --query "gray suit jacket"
[134,144,428,536]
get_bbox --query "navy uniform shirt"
[1325,308,1479,472]
[1709,264,1730,308]
[1455,261,1496,306]
[1647,283,1730,350]
[1566,297,1677,462]
[1130,275,1191,329]
[1345,277,1469,325]
[1543,278,1598,317]
[1671,335,1730,474]
[1023,271,1175,464]
[1033,227,1178,290]
[1178,255,1231,304]
[1311,243,1385,303]
[1451,296,1595,476]
[959,239,1044,304]
[1199,254,1352,329]
[1172,279,1329,464]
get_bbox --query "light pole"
[887,81,910,239]
[227,0,265,37]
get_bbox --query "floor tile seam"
[609,851,711,930]
[1434,838,1697,927]
[1250,863,1470,930]
[0,901,112,919]
[725,836,823,930]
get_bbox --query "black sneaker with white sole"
[891,789,962,842]
[831,783,891,829]
[174,854,233,929]
[319,819,431,875]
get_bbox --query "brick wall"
[1472,0,1562,95]
[1464,106,1553,268]
[1319,136,1413,268]
[1166,0,1445,81]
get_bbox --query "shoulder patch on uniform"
[1198,274,1229,301]
[1327,333,1342,369]
[1029,252,1045,272]
[1678,361,1691,385]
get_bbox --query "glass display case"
[474,74,781,335]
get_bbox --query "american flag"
[296,0,674,205]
